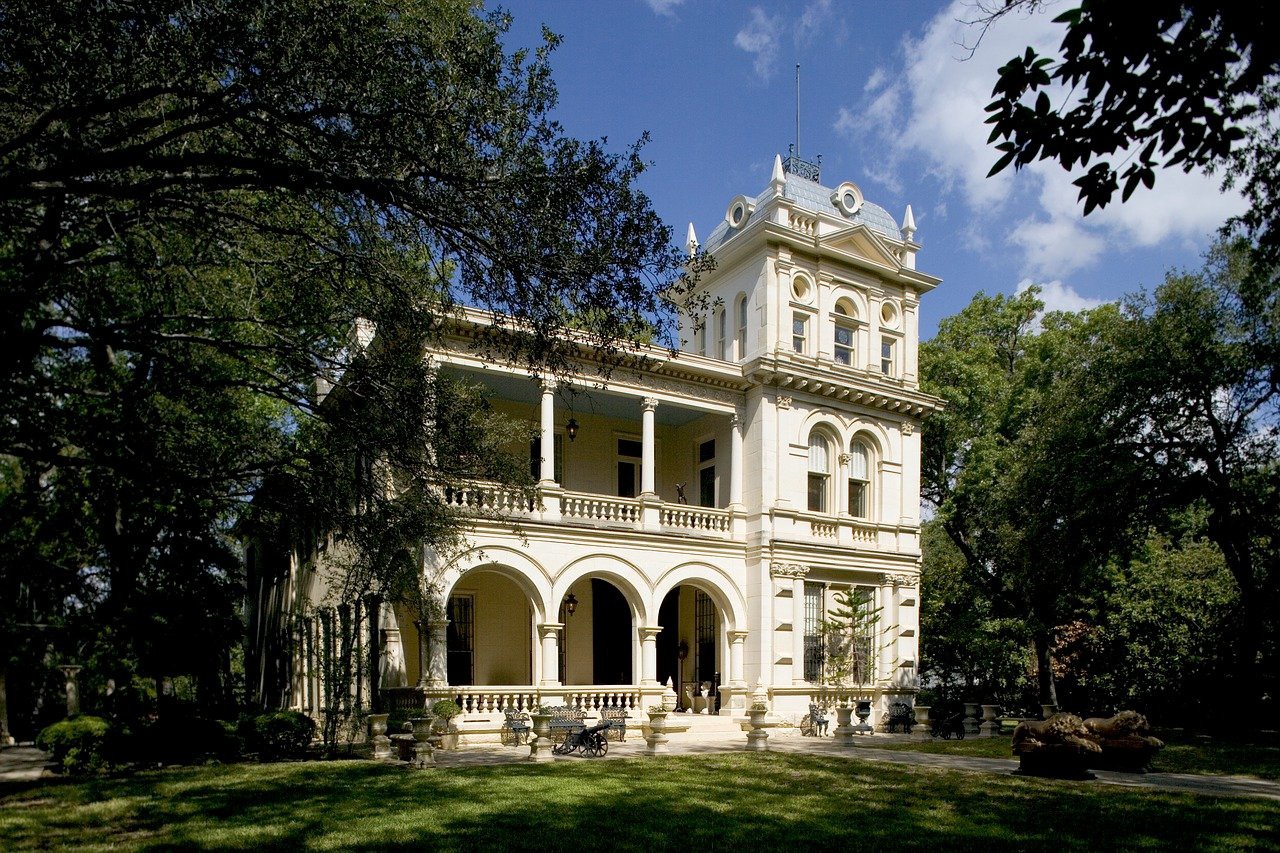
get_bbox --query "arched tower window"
[833,298,857,366]
[807,431,831,513]
[847,440,871,519]
[717,308,727,360]
[736,294,748,359]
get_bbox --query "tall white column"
[538,623,563,686]
[640,627,662,685]
[641,397,657,497]
[427,620,449,688]
[539,380,556,484]
[792,574,808,684]
[729,412,744,507]
[880,578,898,682]
[728,630,748,685]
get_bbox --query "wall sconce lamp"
[677,640,689,661]
[563,592,578,617]
[566,417,579,442]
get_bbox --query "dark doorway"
[657,588,679,687]
[446,595,474,685]
[591,579,632,684]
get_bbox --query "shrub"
[240,711,316,760]
[36,716,112,774]
[431,699,462,720]
[135,716,242,765]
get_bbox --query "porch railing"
[561,494,641,525]
[410,685,648,716]
[661,504,731,534]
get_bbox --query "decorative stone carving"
[777,395,793,410]
[641,397,659,412]
[901,422,915,436]
[769,562,809,580]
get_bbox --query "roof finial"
[685,222,699,255]
[901,204,917,240]
[771,153,786,190]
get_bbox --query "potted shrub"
[430,699,462,749]
[818,587,881,746]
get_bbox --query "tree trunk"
[1207,504,1263,710]
[1033,631,1058,708]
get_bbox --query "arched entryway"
[559,576,634,685]
[445,567,535,685]
[657,584,721,711]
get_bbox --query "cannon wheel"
[585,734,607,757]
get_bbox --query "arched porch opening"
[657,584,722,712]
[559,576,634,686]
[446,567,535,686]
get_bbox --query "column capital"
[730,410,744,428]
[537,622,566,638]
[639,626,664,640]
[728,630,749,643]
[540,378,558,393]
[838,452,852,466]
[641,396,659,412]
[770,562,809,581]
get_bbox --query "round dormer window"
[725,195,753,229]
[831,182,864,217]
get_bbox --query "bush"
[36,716,112,774]
[239,711,316,760]
[133,716,242,765]
[431,699,462,720]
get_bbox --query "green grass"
[876,732,1280,780]
[1,753,1274,851]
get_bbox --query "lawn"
[875,731,1280,780]
[1,753,1274,851]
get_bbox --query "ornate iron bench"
[500,707,531,746]
[800,703,829,736]
[599,706,628,742]
[885,702,915,734]
[548,706,586,744]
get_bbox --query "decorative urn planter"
[833,704,855,746]
[1041,703,1059,721]
[980,704,1000,737]
[963,702,981,735]
[645,708,670,756]
[854,700,874,735]
[367,713,392,759]
[746,705,769,751]
[529,712,554,763]
[406,716,435,768]
[913,705,932,740]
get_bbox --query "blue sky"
[502,1,1245,337]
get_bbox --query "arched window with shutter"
[847,439,871,519]
[807,431,831,513]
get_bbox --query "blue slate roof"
[702,172,902,253]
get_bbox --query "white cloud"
[645,0,685,16]
[795,0,834,46]
[863,67,887,94]
[844,0,1247,279]
[735,8,781,81]
[1016,278,1107,315]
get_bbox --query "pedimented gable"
[820,224,901,270]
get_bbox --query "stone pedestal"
[833,705,855,747]
[746,709,769,751]
[529,713,554,763]
[407,717,435,768]
[60,665,83,717]
[645,711,670,756]
[963,702,981,735]
[913,705,932,740]
[368,713,393,759]
[979,704,1000,737]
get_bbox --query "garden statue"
[1083,711,1165,772]
[1011,713,1101,779]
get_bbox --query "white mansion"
[256,153,943,734]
